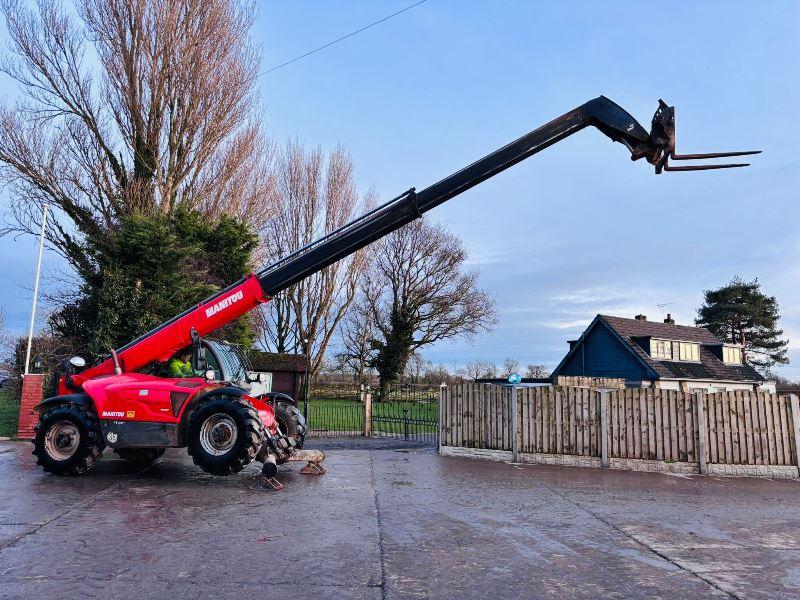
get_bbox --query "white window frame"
[650,339,672,360]
[678,342,700,362]
[722,346,742,364]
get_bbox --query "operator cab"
[201,339,272,397]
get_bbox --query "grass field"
[305,399,438,435]
[0,388,19,438]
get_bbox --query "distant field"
[0,388,19,438]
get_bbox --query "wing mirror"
[204,369,215,381]
[247,372,267,384]
[69,356,86,368]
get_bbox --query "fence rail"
[440,384,800,476]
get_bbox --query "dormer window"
[678,342,700,362]
[723,345,742,364]
[650,339,672,359]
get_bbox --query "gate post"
[599,390,609,468]
[17,374,44,439]
[695,390,708,475]
[363,391,372,437]
[438,382,446,452]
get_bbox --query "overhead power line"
[260,0,427,75]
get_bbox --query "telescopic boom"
[70,96,759,386]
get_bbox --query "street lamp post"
[24,204,49,376]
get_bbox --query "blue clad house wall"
[558,322,651,380]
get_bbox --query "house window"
[723,346,742,364]
[678,342,700,361]
[650,339,672,359]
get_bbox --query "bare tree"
[359,218,497,396]
[525,364,550,378]
[405,352,430,383]
[465,360,497,380]
[0,309,14,364]
[0,0,272,270]
[501,358,520,378]
[259,140,373,377]
[336,296,375,383]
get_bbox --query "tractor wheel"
[114,447,166,469]
[187,396,263,476]
[275,402,307,451]
[32,403,104,476]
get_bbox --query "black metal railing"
[372,383,439,443]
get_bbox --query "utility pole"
[24,205,48,375]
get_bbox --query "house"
[249,351,309,399]
[551,314,774,393]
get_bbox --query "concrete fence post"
[789,395,800,477]
[695,390,708,475]
[510,385,519,462]
[362,391,372,438]
[599,391,609,468]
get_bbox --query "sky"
[1,1,799,377]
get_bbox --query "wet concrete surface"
[1,439,798,599]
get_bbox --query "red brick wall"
[17,374,44,439]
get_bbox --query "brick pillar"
[17,374,44,439]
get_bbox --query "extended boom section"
[71,96,759,386]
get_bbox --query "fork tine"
[664,163,751,172]
[671,150,762,160]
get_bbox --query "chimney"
[664,313,675,325]
[634,314,647,321]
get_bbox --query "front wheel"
[32,404,104,475]
[187,396,263,476]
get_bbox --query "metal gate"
[304,384,363,438]
[371,383,439,444]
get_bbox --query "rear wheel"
[114,447,166,469]
[275,402,307,450]
[187,396,263,475]
[32,404,104,476]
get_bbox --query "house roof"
[600,315,720,344]
[554,315,764,383]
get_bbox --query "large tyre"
[32,403,104,476]
[275,402,307,450]
[187,396,263,476]
[114,447,166,469]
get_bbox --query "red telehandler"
[32,97,758,482]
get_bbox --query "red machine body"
[81,373,276,431]
[64,274,268,394]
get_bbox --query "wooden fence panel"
[686,392,696,463]
[780,395,790,465]
[441,386,799,470]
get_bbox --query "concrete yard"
[0,438,798,599]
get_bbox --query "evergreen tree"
[696,277,789,371]
[50,210,257,357]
